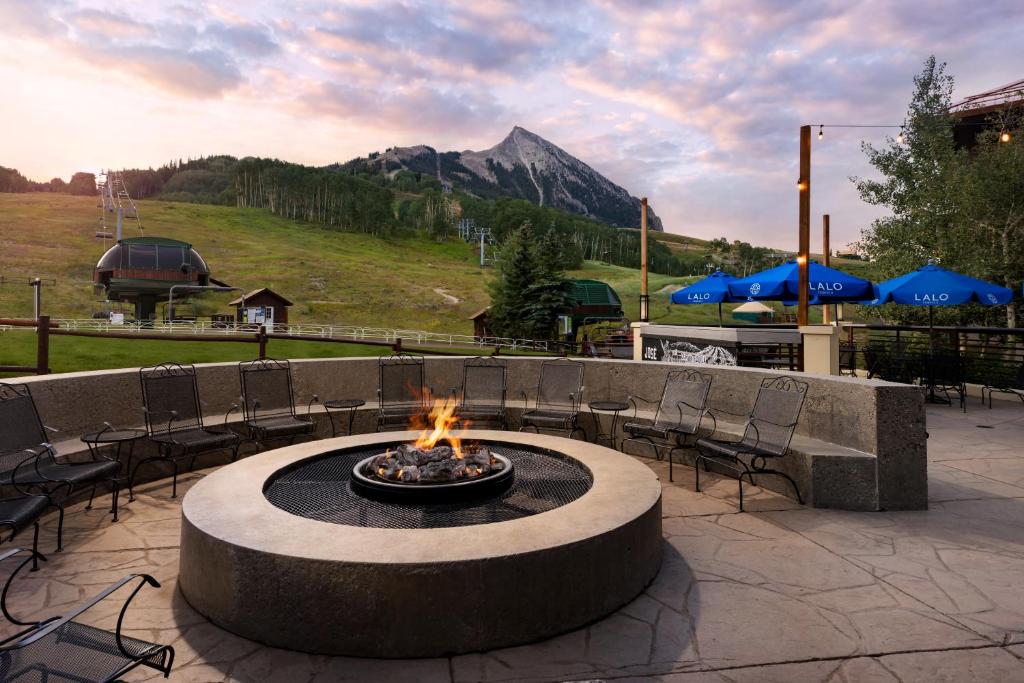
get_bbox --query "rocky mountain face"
[364,127,663,231]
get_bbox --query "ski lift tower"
[95,170,142,246]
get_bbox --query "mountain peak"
[354,128,663,231]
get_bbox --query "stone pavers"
[1,404,1023,682]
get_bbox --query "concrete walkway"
[3,404,1023,682]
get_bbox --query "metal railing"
[842,324,1024,387]
[47,319,551,352]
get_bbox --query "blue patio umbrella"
[671,270,742,326]
[868,262,1013,308]
[867,262,1012,404]
[728,260,874,303]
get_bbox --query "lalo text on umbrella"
[913,293,950,303]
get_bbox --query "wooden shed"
[229,288,293,327]
[469,308,492,338]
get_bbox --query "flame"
[412,392,465,456]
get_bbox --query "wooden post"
[822,214,831,324]
[36,315,50,375]
[393,337,403,354]
[798,126,811,328]
[258,325,268,359]
[640,197,649,322]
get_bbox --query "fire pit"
[180,429,662,658]
[349,396,514,502]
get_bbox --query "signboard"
[245,306,274,327]
[108,312,124,325]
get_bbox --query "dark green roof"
[119,236,194,248]
[569,279,622,307]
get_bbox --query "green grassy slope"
[0,194,493,331]
[0,194,869,336]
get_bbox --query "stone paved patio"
[3,403,1024,682]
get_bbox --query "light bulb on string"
[1001,131,1012,143]
[817,125,823,141]
[896,126,905,144]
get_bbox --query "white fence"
[46,319,551,352]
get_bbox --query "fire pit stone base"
[179,430,662,658]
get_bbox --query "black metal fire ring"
[263,440,594,529]
[350,453,515,504]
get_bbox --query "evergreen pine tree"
[487,224,537,338]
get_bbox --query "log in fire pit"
[351,390,514,502]
[351,443,514,503]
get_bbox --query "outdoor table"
[588,400,630,449]
[80,427,147,521]
[324,399,366,437]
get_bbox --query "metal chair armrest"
[13,574,161,654]
[225,404,240,429]
[306,395,320,418]
[627,394,656,423]
[0,548,49,626]
[519,390,531,410]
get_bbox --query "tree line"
[0,167,97,195]
[855,57,1023,327]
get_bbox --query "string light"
[817,125,824,140]
[896,126,905,144]
[1001,131,1012,143]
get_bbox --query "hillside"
[0,194,872,333]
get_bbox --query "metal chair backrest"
[839,341,857,374]
[0,383,46,474]
[654,369,712,433]
[931,351,965,385]
[239,358,297,422]
[536,359,584,412]
[461,357,507,411]
[742,376,808,456]
[379,354,425,409]
[140,363,204,435]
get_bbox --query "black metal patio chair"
[981,360,1024,408]
[0,547,175,681]
[694,376,808,511]
[622,369,713,482]
[519,358,585,438]
[454,357,508,429]
[377,354,428,431]
[930,351,967,412]
[137,363,241,499]
[839,341,857,376]
[239,358,318,445]
[1,383,106,552]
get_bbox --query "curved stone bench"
[13,356,927,511]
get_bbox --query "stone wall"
[11,356,927,510]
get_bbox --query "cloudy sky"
[1,0,1021,249]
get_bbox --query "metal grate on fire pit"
[263,441,593,529]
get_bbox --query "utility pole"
[797,126,811,328]
[31,278,41,320]
[640,197,649,322]
[480,229,485,268]
[822,214,831,324]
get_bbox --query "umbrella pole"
[718,302,723,327]
[926,305,939,404]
